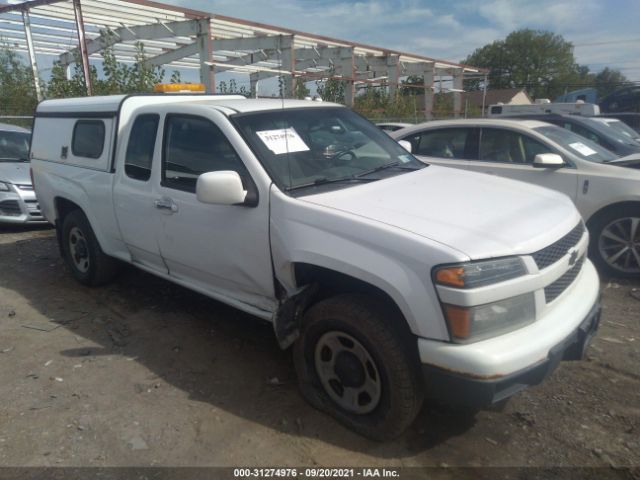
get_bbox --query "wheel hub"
[69,226,90,273]
[598,216,640,274]
[334,351,365,388]
[314,331,381,414]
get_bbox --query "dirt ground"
[0,225,639,473]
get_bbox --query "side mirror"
[533,153,565,168]
[398,140,412,153]
[196,171,247,205]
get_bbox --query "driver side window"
[162,115,246,193]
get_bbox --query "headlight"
[0,181,11,192]
[434,257,527,288]
[442,293,536,343]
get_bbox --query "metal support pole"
[387,54,400,97]
[342,53,356,107]
[198,18,214,93]
[72,0,93,95]
[279,35,295,98]
[452,68,463,118]
[21,10,43,102]
[423,62,434,120]
[481,73,488,117]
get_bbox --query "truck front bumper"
[417,258,601,407]
[421,299,600,407]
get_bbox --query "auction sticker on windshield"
[569,142,597,156]
[256,128,310,155]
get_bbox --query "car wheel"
[589,206,640,277]
[293,294,424,441]
[61,210,119,286]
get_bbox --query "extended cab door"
[113,113,167,273]
[154,111,275,313]
[465,127,579,201]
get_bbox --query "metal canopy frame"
[0,0,485,118]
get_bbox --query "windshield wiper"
[355,161,423,178]
[287,176,376,192]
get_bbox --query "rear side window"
[125,114,159,181]
[72,120,105,159]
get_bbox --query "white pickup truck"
[30,94,601,440]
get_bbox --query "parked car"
[0,122,44,224]
[499,114,640,157]
[599,86,640,113]
[376,122,413,133]
[31,95,600,440]
[392,118,640,277]
[596,116,640,140]
[600,113,640,133]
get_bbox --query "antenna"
[277,34,293,189]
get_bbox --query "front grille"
[0,200,22,216]
[544,256,585,303]
[532,222,585,270]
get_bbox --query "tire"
[293,294,424,441]
[588,206,640,278]
[61,210,119,286]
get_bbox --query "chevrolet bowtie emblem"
[568,249,578,266]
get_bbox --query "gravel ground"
[0,225,638,476]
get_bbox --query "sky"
[172,0,640,81]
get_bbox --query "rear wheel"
[293,294,424,441]
[589,207,640,277]
[61,210,119,286]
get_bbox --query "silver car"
[0,123,44,224]
[392,118,640,277]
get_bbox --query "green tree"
[47,30,166,98]
[462,29,585,99]
[0,42,39,121]
[316,68,346,103]
[294,78,310,99]
[594,67,628,98]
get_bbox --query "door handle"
[154,198,178,213]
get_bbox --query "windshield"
[597,118,640,142]
[0,130,30,162]
[581,117,640,146]
[232,107,424,191]
[534,125,618,163]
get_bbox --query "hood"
[0,162,31,185]
[300,166,581,260]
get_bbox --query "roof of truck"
[35,94,340,115]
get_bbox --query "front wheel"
[61,210,119,286]
[293,294,424,441]
[589,207,640,277]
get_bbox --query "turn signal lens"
[435,258,526,289]
[443,305,471,339]
[435,267,465,287]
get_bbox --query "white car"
[393,119,640,277]
[0,123,44,224]
[376,122,413,133]
[30,95,600,439]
